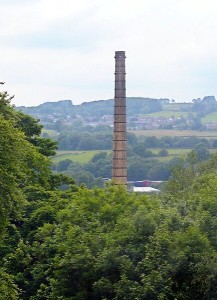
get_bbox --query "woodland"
[52,132,213,187]
[1,87,217,299]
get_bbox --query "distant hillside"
[18,99,74,115]
[17,96,217,132]
[17,97,165,117]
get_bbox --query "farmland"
[52,150,112,164]
[144,111,190,118]
[152,148,217,161]
[163,103,192,111]
[151,148,192,156]
[202,112,217,123]
[52,148,217,165]
[129,129,217,138]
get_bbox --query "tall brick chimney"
[112,51,127,185]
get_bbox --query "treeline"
[192,95,217,115]
[2,86,217,298]
[58,130,113,150]
[19,97,164,118]
[53,152,172,187]
[18,95,217,120]
[52,127,215,187]
[53,141,211,188]
[54,125,217,151]
[139,135,217,148]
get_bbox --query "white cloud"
[1,0,217,106]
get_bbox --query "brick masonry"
[112,51,127,185]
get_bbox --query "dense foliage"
[0,86,75,298]
[2,87,217,299]
[55,126,217,152]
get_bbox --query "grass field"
[150,148,193,162]
[139,109,217,125]
[129,129,217,138]
[52,148,217,165]
[202,112,217,123]
[52,150,112,164]
[150,148,192,155]
[152,148,217,161]
[163,103,192,111]
[143,111,189,118]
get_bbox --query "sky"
[1,0,217,107]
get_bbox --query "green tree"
[15,111,42,137]
[194,142,210,161]
[158,148,169,157]
[133,143,154,158]
[0,268,19,300]
[57,159,72,171]
[0,116,50,235]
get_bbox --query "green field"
[202,112,217,123]
[52,149,186,165]
[142,109,217,123]
[163,103,192,111]
[52,150,112,164]
[151,148,192,156]
[143,111,189,118]
[150,148,193,162]
[146,148,217,163]
[52,148,217,165]
[152,147,217,161]
[129,129,217,138]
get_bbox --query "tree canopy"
[1,86,217,299]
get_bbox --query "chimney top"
[115,51,126,58]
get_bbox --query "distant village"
[31,111,217,131]
[18,95,217,131]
